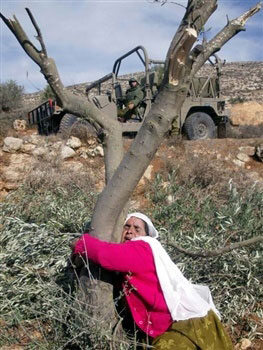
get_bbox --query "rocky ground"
[1,104,263,202]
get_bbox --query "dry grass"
[230,102,263,126]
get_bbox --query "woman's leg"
[152,329,197,350]
[152,311,233,350]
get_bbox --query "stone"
[240,338,252,350]
[27,134,44,145]
[33,147,48,157]
[13,119,26,131]
[87,150,96,157]
[255,144,263,162]
[87,137,97,146]
[232,159,245,167]
[143,165,154,181]
[60,145,76,159]
[238,146,255,156]
[3,137,23,152]
[51,141,63,150]
[166,194,174,204]
[1,168,21,182]
[94,145,104,157]
[236,153,250,163]
[66,136,82,149]
[20,143,36,154]
[80,152,88,159]
[4,182,19,190]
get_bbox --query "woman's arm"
[73,233,153,274]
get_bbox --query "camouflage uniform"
[118,78,144,121]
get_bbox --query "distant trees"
[40,85,56,102]
[0,80,24,112]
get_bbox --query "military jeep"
[28,45,228,140]
[85,45,228,139]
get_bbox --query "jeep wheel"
[184,112,216,140]
[58,114,77,137]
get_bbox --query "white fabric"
[133,236,221,321]
[125,212,159,238]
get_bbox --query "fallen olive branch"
[167,236,263,257]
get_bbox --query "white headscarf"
[125,212,159,238]
[125,212,220,321]
[134,236,221,321]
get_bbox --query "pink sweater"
[74,234,173,337]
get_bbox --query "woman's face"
[121,217,147,242]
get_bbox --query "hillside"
[22,61,263,107]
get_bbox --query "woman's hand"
[69,238,84,268]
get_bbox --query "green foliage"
[40,85,56,102]
[0,111,15,139]
[148,171,263,340]
[229,96,245,105]
[0,80,24,111]
[0,164,262,348]
[0,173,103,349]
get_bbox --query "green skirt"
[152,310,233,350]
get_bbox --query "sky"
[1,0,262,93]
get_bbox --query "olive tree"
[1,0,262,333]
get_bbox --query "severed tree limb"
[164,0,217,81]
[25,8,47,57]
[190,2,262,78]
[0,12,42,66]
[167,236,263,258]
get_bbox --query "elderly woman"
[72,213,233,350]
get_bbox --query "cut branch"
[25,7,47,56]
[190,2,262,77]
[0,12,42,66]
[167,236,263,258]
[168,27,197,86]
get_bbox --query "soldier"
[118,77,144,122]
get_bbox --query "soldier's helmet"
[129,77,138,86]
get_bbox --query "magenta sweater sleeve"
[74,234,153,274]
